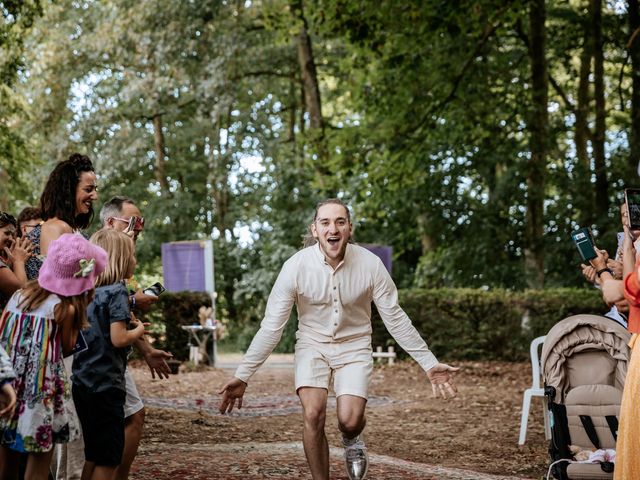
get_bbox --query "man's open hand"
[218,377,247,414]
[426,363,460,399]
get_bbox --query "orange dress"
[615,272,640,479]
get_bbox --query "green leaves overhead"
[1,0,638,332]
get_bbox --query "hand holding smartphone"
[571,227,597,262]
[625,188,640,229]
[143,282,166,297]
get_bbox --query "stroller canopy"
[541,314,631,403]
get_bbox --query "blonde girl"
[72,229,146,480]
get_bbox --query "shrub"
[141,291,212,361]
[145,288,607,362]
[372,288,607,361]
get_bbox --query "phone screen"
[626,188,640,229]
[143,282,165,296]
[571,227,597,262]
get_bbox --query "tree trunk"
[293,1,323,132]
[576,7,593,227]
[629,0,640,179]
[291,0,330,188]
[524,0,548,289]
[416,213,434,255]
[575,23,591,170]
[152,114,170,192]
[591,0,608,219]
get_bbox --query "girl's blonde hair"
[89,229,136,287]
[18,280,91,330]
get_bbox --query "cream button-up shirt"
[234,243,438,383]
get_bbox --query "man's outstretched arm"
[218,258,297,413]
[373,260,460,398]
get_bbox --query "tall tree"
[591,0,608,219]
[525,0,548,288]
[628,0,640,179]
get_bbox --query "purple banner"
[161,241,213,293]
[359,243,393,272]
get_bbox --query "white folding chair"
[518,335,551,445]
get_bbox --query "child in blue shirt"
[72,229,146,480]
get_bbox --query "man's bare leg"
[337,395,368,480]
[113,408,144,480]
[336,395,367,440]
[298,387,329,480]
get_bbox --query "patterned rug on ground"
[132,442,534,480]
[142,394,399,417]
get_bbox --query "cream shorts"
[124,367,144,418]
[294,336,373,399]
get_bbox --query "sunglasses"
[112,216,145,231]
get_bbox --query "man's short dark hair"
[99,196,137,226]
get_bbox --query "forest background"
[1,0,639,352]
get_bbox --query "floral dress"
[25,224,43,281]
[0,291,80,452]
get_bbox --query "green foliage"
[146,287,608,362]
[1,0,638,354]
[0,0,43,207]
[371,287,608,361]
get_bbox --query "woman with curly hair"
[25,153,98,280]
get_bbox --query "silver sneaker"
[343,436,369,480]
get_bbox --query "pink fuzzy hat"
[38,233,108,297]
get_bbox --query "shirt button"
[333,286,336,290]
[334,323,338,326]
[334,310,338,313]
[333,298,337,302]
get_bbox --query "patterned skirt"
[0,304,80,453]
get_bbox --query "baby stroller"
[541,314,630,480]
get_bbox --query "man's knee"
[337,395,367,438]
[303,404,326,431]
[338,414,365,437]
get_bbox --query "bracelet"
[129,294,136,307]
[596,268,613,278]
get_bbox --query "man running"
[219,198,459,480]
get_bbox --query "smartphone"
[571,227,597,262]
[125,217,137,233]
[143,282,166,297]
[625,188,640,229]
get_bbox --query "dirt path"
[129,357,548,479]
